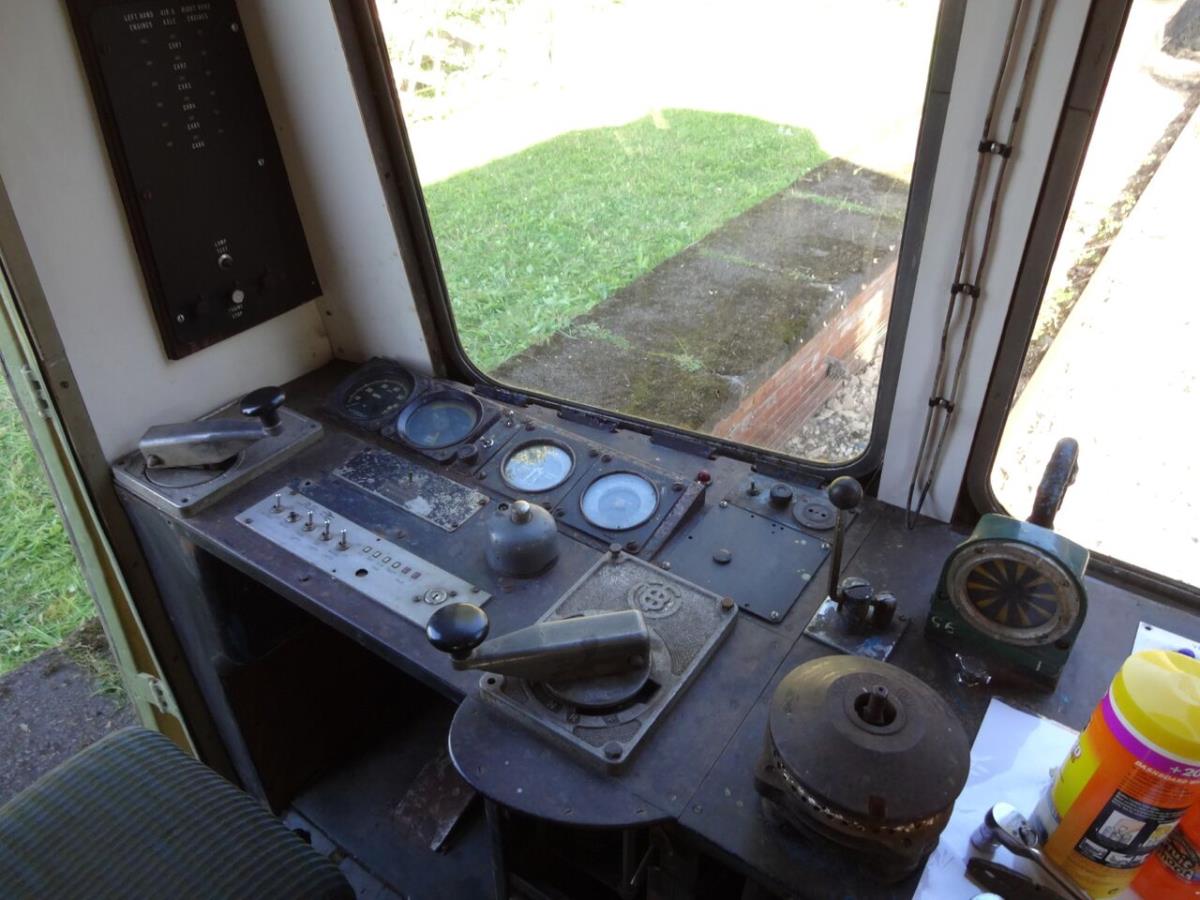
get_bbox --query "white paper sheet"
[915,698,1078,898]
[1131,621,1200,658]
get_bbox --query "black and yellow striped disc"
[963,558,1060,629]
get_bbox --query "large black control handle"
[427,603,490,661]
[240,386,286,434]
[1028,437,1080,530]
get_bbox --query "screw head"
[603,741,623,761]
[720,596,735,611]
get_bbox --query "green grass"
[423,108,827,369]
[0,378,92,675]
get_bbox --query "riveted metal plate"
[661,502,830,624]
[803,598,909,661]
[480,553,736,769]
[334,448,488,532]
[237,489,489,628]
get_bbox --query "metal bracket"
[132,672,182,719]
[803,596,910,661]
[19,365,51,419]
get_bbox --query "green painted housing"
[926,513,1089,689]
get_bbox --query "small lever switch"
[824,477,897,634]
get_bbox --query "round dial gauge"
[342,376,413,422]
[398,391,481,449]
[581,473,658,531]
[502,442,574,493]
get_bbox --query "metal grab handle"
[1028,438,1080,529]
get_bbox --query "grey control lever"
[970,802,1090,900]
[139,386,286,469]
[426,603,651,684]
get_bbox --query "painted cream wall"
[879,0,1090,520]
[0,0,430,460]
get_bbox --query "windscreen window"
[992,0,1200,588]
[378,0,939,462]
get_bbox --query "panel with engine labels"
[237,488,490,628]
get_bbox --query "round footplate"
[543,657,653,712]
[754,656,970,882]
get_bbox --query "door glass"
[992,0,1200,587]
[377,0,940,462]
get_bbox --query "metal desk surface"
[157,364,1200,898]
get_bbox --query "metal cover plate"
[661,502,830,624]
[803,597,909,661]
[237,489,489,628]
[480,554,736,769]
[334,448,487,532]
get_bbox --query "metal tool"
[970,802,1089,900]
[138,385,287,468]
[967,858,1071,900]
[426,603,650,683]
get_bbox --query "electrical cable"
[905,0,1056,528]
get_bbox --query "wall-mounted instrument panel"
[67,0,320,358]
[109,358,1190,899]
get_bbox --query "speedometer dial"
[343,378,413,422]
[581,473,658,531]
[396,389,483,449]
[502,442,574,492]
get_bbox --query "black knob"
[455,443,479,465]
[827,476,863,512]
[241,386,285,432]
[769,483,794,509]
[426,603,489,660]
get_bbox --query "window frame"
[339,0,967,481]
[961,0,1200,605]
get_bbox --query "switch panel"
[238,490,491,629]
[68,0,320,358]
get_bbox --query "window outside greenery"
[379,0,939,462]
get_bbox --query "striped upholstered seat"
[0,727,352,900]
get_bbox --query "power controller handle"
[426,602,490,660]
[139,385,288,469]
[426,603,651,683]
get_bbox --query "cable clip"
[928,396,955,412]
[951,282,980,299]
[978,139,1013,158]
